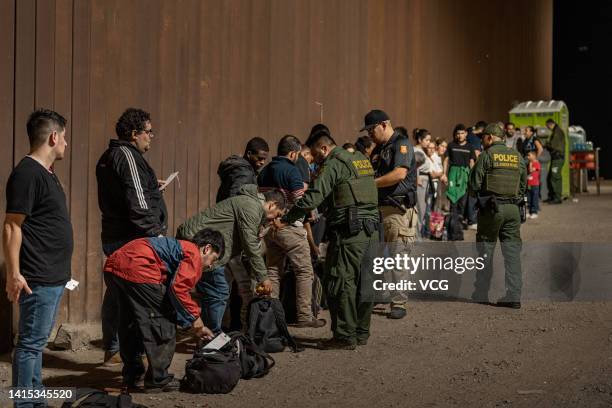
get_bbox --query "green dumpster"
[509,100,570,198]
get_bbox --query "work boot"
[319,338,356,350]
[103,351,122,367]
[294,318,326,328]
[496,296,521,309]
[388,307,406,319]
[144,377,181,393]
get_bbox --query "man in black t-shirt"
[3,109,73,401]
[443,124,477,240]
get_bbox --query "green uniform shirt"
[547,125,566,157]
[469,141,527,198]
[285,146,378,227]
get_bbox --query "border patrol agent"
[544,119,565,204]
[283,130,379,350]
[469,124,527,309]
[364,110,418,320]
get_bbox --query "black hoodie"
[216,155,257,203]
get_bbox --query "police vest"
[330,149,378,211]
[483,145,522,197]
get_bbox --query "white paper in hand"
[203,332,231,350]
[65,279,79,291]
[159,171,179,191]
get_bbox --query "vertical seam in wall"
[34,0,37,109]
[12,0,17,168]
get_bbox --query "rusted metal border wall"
[0,0,552,349]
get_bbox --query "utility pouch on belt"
[363,219,377,237]
[347,206,361,235]
[477,195,498,212]
[490,196,499,212]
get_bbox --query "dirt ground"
[2,182,612,408]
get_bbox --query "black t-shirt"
[447,141,476,167]
[374,132,417,202]
[6,157,73,286]
[296,155,311,184]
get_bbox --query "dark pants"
[324,229,377,344]
[102,240,130,354]
[472,204,522,302]
[547,158,564,201]
[104,273,176,388]
[448,193,468,241]
[466,194,478,225]
[528,186,540,214]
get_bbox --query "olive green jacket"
[285,147,378,227]
[176,184,267,281]
[547,125,566,157]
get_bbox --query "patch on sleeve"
[400,145,408,154]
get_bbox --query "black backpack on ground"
[61,388,147,408]
[229,331,276,379]
[247,297,303,353]
[180,340,242,394]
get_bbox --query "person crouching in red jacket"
[103,228,224,393]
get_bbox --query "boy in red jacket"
[526,151,541,219]
[104,228,223,392]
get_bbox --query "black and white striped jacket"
[96,140,168,245]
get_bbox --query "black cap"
[360,109,390,132]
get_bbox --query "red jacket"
[104,237,202,328]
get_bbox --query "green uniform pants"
[547,158,564,201]
[472,203,522,302]
[324,229,378,344]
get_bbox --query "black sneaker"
[319,338,356,350]
[388,307,407,319]
[496,297,521,309]
[144,378,180,393]
[356,338,368,346]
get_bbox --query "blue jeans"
[528,186,540,214]
[12,284,64,408]
[196,266,230,333]
[102,241,129,353]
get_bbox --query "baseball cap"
[483,123,505,138]
[360,109,390,132]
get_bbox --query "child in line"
[527,151,541,219]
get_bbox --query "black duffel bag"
[180,341,241,394]
[229,332,275,379]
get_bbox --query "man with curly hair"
[96,107,168,366]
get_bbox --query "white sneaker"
[531,213,538,219]
[467,224,477,230]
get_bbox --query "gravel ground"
[1,182,611,408]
